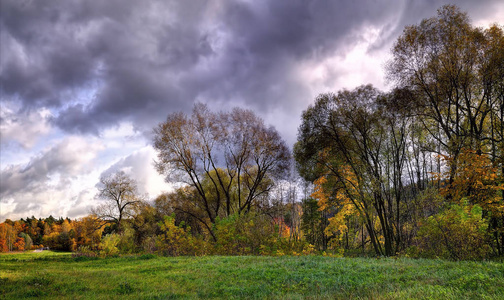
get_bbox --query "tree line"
[0,215,103,252]
[1,5,503,260]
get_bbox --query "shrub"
[414,201,491,260]
[211,213,313,256]
[212,213,279,255]
[117,226,136,254]
[155,215,206,256]
[99,234,120,257]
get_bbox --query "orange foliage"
[439,149,504,215]
[13,236,25,251]
[0,223,17,252]
[272,217,291,238]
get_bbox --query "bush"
[117,226,136,254]
[211,213,313,256]
[212,213,278,255]
[99,234,120,257]
[155,215,206,256]
[414,201,491,260]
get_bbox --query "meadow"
[1,251,503,299]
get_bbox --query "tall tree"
[295,85,425,255]
[387,5,503,179]
[153,103,290,240]
[388,4,504,255]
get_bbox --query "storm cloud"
[1,0,503,220]
[3,0,501,138]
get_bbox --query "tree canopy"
[153,103,291,239]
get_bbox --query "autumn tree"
[0,222,16,252]
[92,171,141,233]
[387,5,503,180]
[295,85,429,256]
[130,202,162,252]
[296,86,380,254]
[300,197,328,250]
[73,215,104,250]
[43,219,77,251]
[154,187,207,237]
[153,103,290,240]
[388,4,504,255]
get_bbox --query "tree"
[0,222,17,252]
[73,215,104,250]
[130,202,161,252]
[154,187,207,237]
[388,4,504,255]
[19,232,33,250]
[301,197,328,251]
[295,85,423,256]
[153,103,290,240]
[92,171,141,233]
[387,5,503,181]
[415,201,490,260]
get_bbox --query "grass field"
[1,251,503,299]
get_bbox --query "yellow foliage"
[156,215,206,256]
[311,166,359,244]
[312,176,329,210]
[439,149,504,216]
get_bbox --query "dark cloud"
[2,0,503,221]
[1,0,502,140]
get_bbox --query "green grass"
[1,251,503,299]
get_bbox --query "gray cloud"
[0,137,100,199]
[0,136,103,220]
[2,0,503,221]
[1,0,503,142]
[370,0,504,51]
[0,107,51,149]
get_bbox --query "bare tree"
[153,103,291,239]
[92,171,141,232]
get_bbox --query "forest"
[1,5,503,261]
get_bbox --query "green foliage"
[212,213,314,256]
[213,213,271,255]
[116,225,136,254]
[19,232,33,250]
[99,234,120,257]
[413,200,491,260]
[156,215,206,256]
[131,202,160,252]
[301,198,328,250]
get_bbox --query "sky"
[1,0,503,222]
